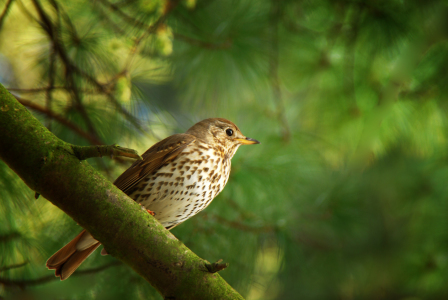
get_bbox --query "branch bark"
[0,83,244,299]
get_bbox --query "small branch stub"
[72,144,143,161]
[205,259,229,273]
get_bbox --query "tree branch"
[0,262,28,273]
[93,1,127,35]
[71,144,142,161]
[0,232,21,243]
[0,0,14,31]
[0,83,244,299]
[8,86,98,94]
[29,0,145,136]
[203,213,276,234]
[269,0,290,142]
[173,32,232,50]
[0,262,121,289]
[15,96,103,145]
[31,0,102,141]
[96,0,148,29]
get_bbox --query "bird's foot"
[139,203,156,216]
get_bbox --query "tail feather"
[47,230,86,267]
[47,230,101,280]
[53,243,101,279]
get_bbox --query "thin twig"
[96,0,149,29]
[30,0,101,141]
[173,32,232,50]
[112,0,137,8]
[0,0,14,31]
[16,96,103,145]
[84,0,178,134]
[270,0,290,142]
[93,1,127,35]
[15,0,40,24]
[343,6,360,114]
[46,44,56,130]
[7,86,98,94]
[0,261,121,289]
[30,0,141,146]
[74,68,145,132]
[95,0,180,69]
[205,259,228,273]
[52,0,78,38]
[17,96,131,167]
[71,144,142,161]
[203,213,275,233]
[55,2,142,132]
[75,261,122,275]
[45,0,62,132]
[0,262,28,272]
[125,0,180,69]
[0,232,21,243]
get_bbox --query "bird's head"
[186,118,260,158]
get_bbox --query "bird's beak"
[236,137,260,145]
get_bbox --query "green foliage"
[1,0,448,299]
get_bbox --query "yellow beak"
[236,137,260,145]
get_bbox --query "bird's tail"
[46,230,101,280]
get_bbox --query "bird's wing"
[114,133,196,194]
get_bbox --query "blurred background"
[1,0,448,299]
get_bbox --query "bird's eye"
[226,129,234,136]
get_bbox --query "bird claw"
[139,203,156,216]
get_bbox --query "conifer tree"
[1,0,448,299]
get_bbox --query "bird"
[46,118,260,280]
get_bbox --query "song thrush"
[46,118,259,280]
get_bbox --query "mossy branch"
[0,84,244,300]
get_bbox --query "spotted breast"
[130,140,233,228]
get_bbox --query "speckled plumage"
[46,118,259,280]
[129,140,233,228]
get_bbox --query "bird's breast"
[129,142,231,227]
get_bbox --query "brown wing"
[113,133,196,194]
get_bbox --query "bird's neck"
[210,140,240,161]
